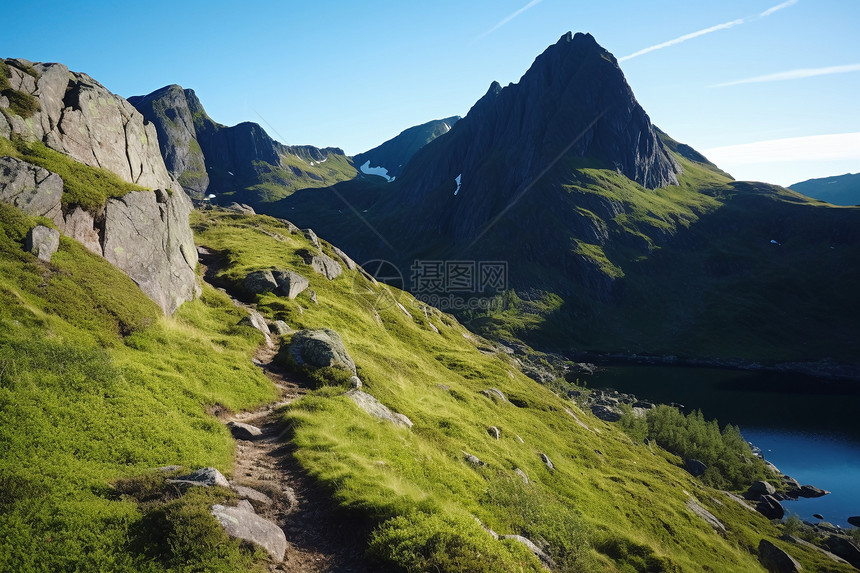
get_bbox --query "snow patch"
[454,174,462,196]
[360,160,395,182]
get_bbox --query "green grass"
[1,136,147,211]
[1,60,42,119]
[0,203,276,571]
[193,208,854,572]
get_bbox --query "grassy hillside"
[0,203,275,572]
[193,208,853,572]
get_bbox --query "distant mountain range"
[790,172,860,206]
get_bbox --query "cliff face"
[0,58,199,314]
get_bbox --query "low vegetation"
[1,60,42,119]
[1,136,146,211]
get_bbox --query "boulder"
[25,225,60,262]
[0,157,63,222]
[244,270,279,294]
[684,459,707,477]
[331,245,357,270]
[346,389,413,428]
[590,404,622,422]
[301,251,343,280]
[211,501,287,562]
[499,535,555,570]
[289,329,356,374]
[238,310,272,341]
[824,536,860,568]
[686,499,726,532]
[227,421,262,440]
[848,516,860,527]
[758,539,802,573]
[230,484,274,509]
[539,453,555,471]
[781,534,850,565]
[302,228,321,249]
[271,320,292,335]
[487,426,500,440]
[61,207,101,254]
[798,485,829,498]
[748,480,777,498]
[756,495,785,520]
[102,188,200,315]
[272,269,310,299]
[169,467,229,489]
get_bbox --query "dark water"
[589,365,860,527]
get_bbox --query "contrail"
[477,0,543,40]
[760,0,798,18]
[713,63,860,87]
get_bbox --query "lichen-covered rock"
[301,251,343,280]
[168,467,230,489]
[0,157,63,222]
[244,269,279,294]
[25,225,60,262]
[289,329,356,374]
[102,188,199,314]
[346,389,413,428]
[211,500,287,562]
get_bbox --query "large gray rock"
[781,535,850,565]
[211,500,287,562]
[346,389,413,428]
[798,485,829,498]
[25,225,60,262]
[499,535,555,570]
[301,251,342,280]
[102,188,199,314]
[825,536,860,568]
[756,495,785,520]
[272,269,310,299]
[289,329,356,374]
[169,467,230,489]
[244,270,279,294]
[227,421,262,440]
[331,245,357,270]
[758,539,802,573]
[61,207,101,254]
[0,157,63,222]
[748,480,777,498]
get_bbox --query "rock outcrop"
[289,329,356,374]
[758,539,802,573]
[25,225,60,262]
[0,156,63,221]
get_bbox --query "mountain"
[262,33,860,365]
[790,172,860,206]
[353,115,460,180]
[1,58,198,314]
[129,85,358,203]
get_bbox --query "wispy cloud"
[619,19,744,62]
[704,132,860,166]
[477,0,543,40]
[713,63,860,87]
[619,0,799,62]
[760,0,798,17]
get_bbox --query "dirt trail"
[198,246,372,573]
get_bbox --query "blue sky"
[4,0,859,186]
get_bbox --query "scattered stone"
[848,516,860,527]
[798,485,829,498]
[25,225,60,262]
[759,539,802,573]
[539,453,554,471]
[685,459,708,477]
[500,535,556,570]
[514,468,529,484]
[349,376,362,389]
[271,320,291,335]
[307,289,318,304]
[331,245,357,270]
[346,389,412,428]
[756,495,785,520]
[781,534,850,565]
[238,310,272,344]
[824,535,860,568]
[290,328,356,374]
[227,421,262,440]
[244,270,279,294]
[748,480,777,498]
[169,467,229,489]
[271,269,310,299]
[686,499,726,532]
[299,250,343,280]
[211,501,287,562]
[463,451,485,466]
[590,404,621,422]
[480,388,507,402]
[231,484,274,508]
[487,426,500,440]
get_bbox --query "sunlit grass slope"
[194,208,852,572]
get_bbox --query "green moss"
[1,136,147,211]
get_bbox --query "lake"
[588,365,860,528]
